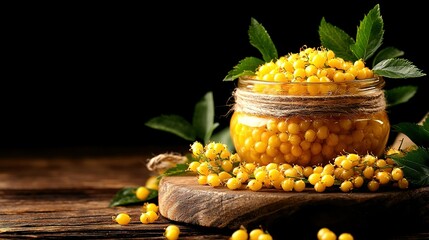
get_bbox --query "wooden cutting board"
[158,175,429,238]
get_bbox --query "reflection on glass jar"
[230,76,390,166]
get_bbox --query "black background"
[2,1,428,151]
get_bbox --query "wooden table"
[1,146,428,239]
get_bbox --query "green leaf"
[423,114,429,129]
[211,126,235,153]
[390,147,429,186]
[158,163,190,178]
[350,4,384,61]
[109,187,158,207]
[248,17,278,62]
[223,57,264,81]
[193,92,215,144]
[392,122,429,147]
[385,85,417,107]
[145,115,196,141]
[319,17,356,61]
[372,46,404,66]
[205,122,220,144]
[373,58,426,78]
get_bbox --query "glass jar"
[230,76,390,166]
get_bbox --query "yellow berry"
[190,141,204,155]
[140,213,150,224]
[258,233,273,240]
[227,177,242,190]
[247,179,263,191]
[146,210,159,222]
[136,186,151,200]
[145,176,159,190]
[391,167,404,181]
[165,224,180,240]
[188,161,201,172]
[231,227,248,240]
[317,227,332,239]
[340,180,353,192]
[338,232,354,240]
[207,173,222,187]
[293,179,306,192]
[143,202,159,213]
[249,228,264,240]
[113,213,131,225]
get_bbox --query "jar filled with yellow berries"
[229,47,390,166]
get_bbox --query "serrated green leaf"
[390,147,429,186]
[319,17,356,61]
[109,187,158,207]
[223,57,264,81]
[193,92,215,144]
[372,46,404,66]
[373,58,426,78]
[393,122,429,147]
[385,85,417,107]
[145,115,196,141]
[211,126,235,153]
[248,18,278,62]
[350,4,384,61]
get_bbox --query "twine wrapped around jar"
[233,86,386,118]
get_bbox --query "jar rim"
[238,75,383,86]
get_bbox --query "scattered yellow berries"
[113,203,160,226]
[112,213,131,225]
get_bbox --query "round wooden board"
[159,175,429,239]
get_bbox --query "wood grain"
[0,148,233,239]
[159,175,429,239]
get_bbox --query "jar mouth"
[237,75,384,94]
[238,76,383,86]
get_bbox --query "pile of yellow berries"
[249,46,374,96]
[139,202,160,224]
[189,141,408,192]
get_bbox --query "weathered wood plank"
[159,175,429,240]
[0,188,230,239]
[0,150,233,239]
